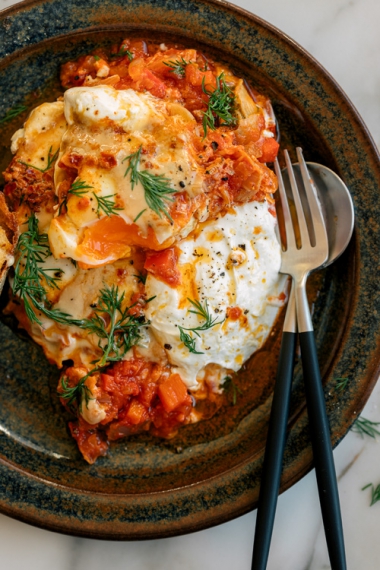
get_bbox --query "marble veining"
[0,0,380,568]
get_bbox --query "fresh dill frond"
[178,298,224,354]
[111,46,133,60]
[59,369,103,412]
[362,482,380,506]
[58,179,94,215]
[68,178,93,196]
[352,417,380,439]
[133,209,147,223]
[123,147,177,221]
[133,271,147,285]
[0,105,27,124]
[223,375,242,405]
[124,147,142,189]
[178,326,204,355]
[80,284,147,367]
[12,214,81,326]
[93,193,123,217]
[138,170,176,221]
[19,145,59,173]
[335,377,349,392]
[186,298,224,333]
[202,73,236,137]
[163,57,191,78]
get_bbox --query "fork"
[251,148,346,570]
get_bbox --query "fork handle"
[251,330,296,570]
[299,331,347,570]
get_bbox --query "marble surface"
[1,0,380,568]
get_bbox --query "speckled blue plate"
[0,0,379,540]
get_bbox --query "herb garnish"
[13,214,81,326]
[80,284,147,367]
[111,46,133,60]
[133,209,147,223]
[163,57,192,78]
[58,179,122,218]
[335,377,349,392]
[18,146,59,173]
[362,483,380,506]
[352,417,380,439]
[69,178,93,196]
[178,298,224,354]
[134,271,147,285]
[59,284,150,410]
[202,73,236,137]
[93,193,123,218]
[15,220,149,412]
[223,375,242,405]
[59,367,104,412]
[0,105,27,124]
[123,146,177,221]
[58,178,94,215]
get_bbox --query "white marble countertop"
[1,0,380,568]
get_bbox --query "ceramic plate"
[0,0,379,540]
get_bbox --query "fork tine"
[274,158,297,251]
[296,147,328,251]
[284,150,310,248]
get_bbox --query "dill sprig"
[69,178,93,196]
[178,298,224,354]
[179,328,203,355]
[59,367,105,412]
[58,178,94,215]
[362,483,380,506]
[111,46,133,60]
[93,193,123,217]
[352,417,380,439]
[124,146,142,189]
[12,214,81,326]
[163,57,191,78]
[335,377,349,392]
[123,146,177,221]
[80,283,147,367]
[0,104,27,124]
[134,271,147,285]
[58,180,122,219]
[202,73,236,137]
[223,375,242,405]
[18,145,59,173]
[133,208,147,222]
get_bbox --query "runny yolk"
[77,215,175,264]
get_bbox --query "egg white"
[49,85,205,266]
[145,200,286,390]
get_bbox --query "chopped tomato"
[258,137,279,163]
[185,63,216,89]
[226,306,242,321]
[158,374,192,413]
[126,400,149,425]
[144,247,181,287]
[69,421,109,464]
[128,57,166,98]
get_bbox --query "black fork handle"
[251,331,296,570]
[299,331,346,570]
